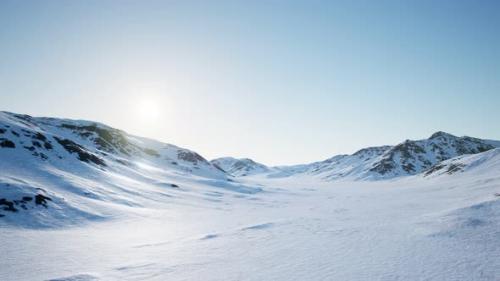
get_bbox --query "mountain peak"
[429,131,456,140]
[210,157,270,177]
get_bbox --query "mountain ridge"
[2,111,500,227]
[3,111,499,181]
[218,131,500,181]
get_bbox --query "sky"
[1,0,499,165]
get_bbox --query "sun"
[136,99,161,121]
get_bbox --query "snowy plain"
[2,172,500,281]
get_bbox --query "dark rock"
[446,163,465,174]
[212,163,226,173]
[12,113,34,123]
[0,139,15,148]
[32,140,42,148]
[34,194,52,207]
[115,159,130,166]
[44,141,53,150]
[177,150,207,165]
[33,132,47,141]
[429,131,456,139]
[370,157,395,175]
[54,137,106,166]
[23,146,35,151]
[61,123,131,155]
[0,198,17,212]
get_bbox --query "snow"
[2,171,499,280]
[1,112,500,280]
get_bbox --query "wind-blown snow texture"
[1,112,499,281]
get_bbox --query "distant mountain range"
[2,111,498,183]
[1,111,500,226]
[211,131,500,181]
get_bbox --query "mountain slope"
[368,131,500,178]
[0,112,266,227]
[211,157,271,176]
[263,132,500,181]
[0,112,225,178]
[423,148,500,178]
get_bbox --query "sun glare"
[136,99,161,121]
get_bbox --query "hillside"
[0,111,263,227]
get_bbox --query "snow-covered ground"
[2,168,500,281]
[1,112,499,280]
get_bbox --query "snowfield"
[1,112,499,280]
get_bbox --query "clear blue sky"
[1,0,499,165]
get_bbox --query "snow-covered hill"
[423,147,500,178]
[367,131,500,178]
[210,157,272,176]
[0,112,226,177]
[239,132,500,181]
[0,111,264,227]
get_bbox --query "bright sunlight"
[136,99,161,122]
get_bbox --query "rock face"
[367,132,499,178]
[211,157,271,177]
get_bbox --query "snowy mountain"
[367,131,500,178]
[0,111,265,227]
[211,157,272,176]
[253,132,500,181]
[423,147,500,178]
[2,111,500,228]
